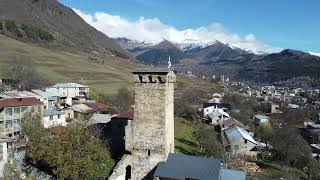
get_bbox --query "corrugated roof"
[71,104,96,113]
[84,102,109,111]
[219,168,246,180]
[112,111,134,120]
[223,118,246,129]
[225,127,256,145]
[254,115,269,120]
[0,98,43,108]
[154,153,221,180]
[51,83,88,88]
[32,89,65,98]
[43,109,65,117]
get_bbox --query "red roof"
[113,111,134,120]
[0,98,43,108]
[84,102,109,111]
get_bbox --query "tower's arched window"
[148,149,151,156]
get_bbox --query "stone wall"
[109,69,176,180]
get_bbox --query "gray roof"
[219,168,246,180]
[32,89,66,98]
[254,115,269,120]
[154,153,221,180]
[132,68,175,74]
[225,127,256,144]
[44,109,65,117]
[51,83,88,88]
[309,124,320,129]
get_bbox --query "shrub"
[0,21,3,30]
[4,20,19,34]
[21,23,54,41]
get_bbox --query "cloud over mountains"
[74,8,281,53]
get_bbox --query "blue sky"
[59,0,320,53]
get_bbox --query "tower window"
[148,149,151,156]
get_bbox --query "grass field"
[0,34,142,94]
[0,34,220,95]
[174,118,202,156]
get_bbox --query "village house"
[221,118,246,131]
[31,89,66,109]
[206,111,230,125]
[203,102,231,118]
[0,135,15,177]
[300,124,320,144]
[223,126,257,156]
[48,83,89,105]
[42,109,66,128]
[0,98,43,138]
[253,115,270,125]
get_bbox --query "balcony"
[0,124,22,133]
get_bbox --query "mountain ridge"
[0,0,128,56]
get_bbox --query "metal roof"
[225,126,256,144]
[51,83,88,88]
[43,109,65,117]
[32,89,66,98]
[219,168,246,180]
[154,153,221,180]
[253,115,269,120]
[0,98,43,108]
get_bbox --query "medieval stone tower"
[109,68,176,180]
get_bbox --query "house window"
[5,120,12,128]
[5,108,12,116]
[14,107,20,115]
[21,107,27,113]
[58,115,61,119]
[50,116,53,120]
[244,139,248,144]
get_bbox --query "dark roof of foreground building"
[154,153,221,180]
[219,168,246,180]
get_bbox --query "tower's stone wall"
[109,69,176,180]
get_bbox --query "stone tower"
[109,68,176,180]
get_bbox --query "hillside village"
[0,64,319,179]
[0,0,320,180]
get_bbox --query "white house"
[43,109,66,128]
[32,89,65,109]
[48,83,89,105]
[0,135,14,177]
[206,111,230,125]
[203,103,231,118]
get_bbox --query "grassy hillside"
[0,34,221,95]
[0,34,140,94]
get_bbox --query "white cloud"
[74,8,281,53]
[309,51,320,57]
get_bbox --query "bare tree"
[112,87,134,112]
[2,56,48,90]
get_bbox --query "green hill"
[0,34,141,94]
